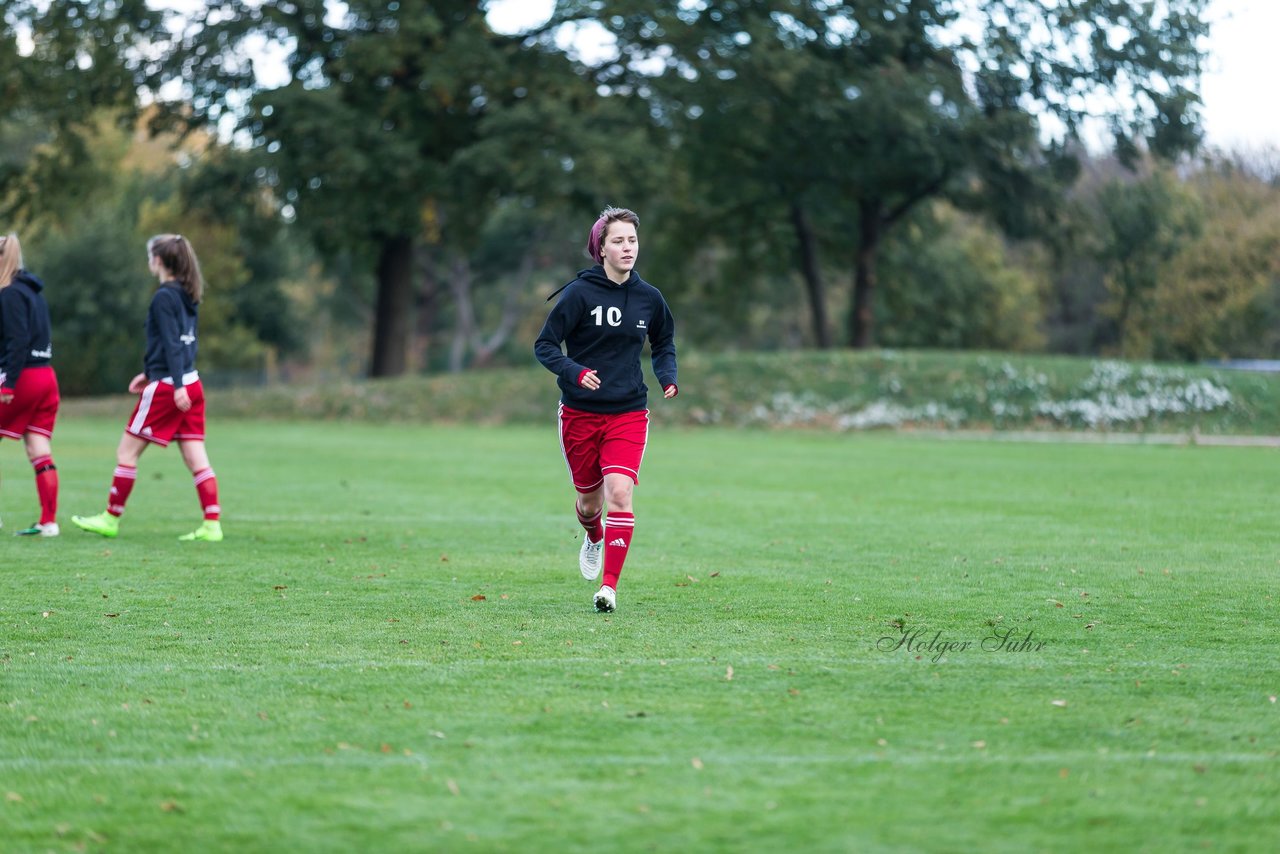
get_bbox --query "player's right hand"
[579,369,601,391]
[127,373,147,394]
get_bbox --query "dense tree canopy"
[147,0,617,376]
[5,0,1279,387]
[548,0,1210,347]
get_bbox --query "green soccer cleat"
[72,512,119,538]
[179,520,223,542]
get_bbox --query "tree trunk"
[470,236,538,368]
[448,256,474,373]
[789,201,831,348]
[370,234,415,377]
[850,201,882,348]
[408,250,440,374]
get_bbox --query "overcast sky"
[485,0,1280,152]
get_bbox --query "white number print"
[590,305,623,327]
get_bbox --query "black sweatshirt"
[0,270,53,394]
[142,282,199,388]
[534,266,677,414]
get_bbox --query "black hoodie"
[0,270,53,394]
[142,281,200,388]
[534,266,677,414]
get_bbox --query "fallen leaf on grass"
[446,779,460,796]
[691,758,704,770]
[159,800,184,813]
[41,611,51,618]
[709,571,720,577]
[1051,699,1068,708]
[104,613,119,618]
[972,741,986,749]
[471,595,486,601]
[725,665,734,681]
[1048,600,1064,608]
[5,792,22,802]
[273,585,287,591]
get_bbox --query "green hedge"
[61,350,1280,435]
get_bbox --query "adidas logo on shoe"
[608,538,628,548]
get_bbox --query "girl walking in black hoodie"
[0,233,61,536]
[535,207,678,613]
[73,234,223,542]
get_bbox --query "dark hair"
[147,234,204,304]
[585,207,640,264]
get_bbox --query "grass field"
[2,417,1277,852]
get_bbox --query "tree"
[1091,167,1201,356]
[877,202,1047,352]
[151,0,593,377]
[1149,160,1280,360]
[549,0,1210,347]
[0,0,162,223]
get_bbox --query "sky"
[1197,0,1280,151]
[485,0,1280,153]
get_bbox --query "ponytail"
[147,233,204,303]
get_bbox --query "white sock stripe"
[193,469,216,485]
[113,467,138,480]
[204,504,221,515]
[606,520,635,529]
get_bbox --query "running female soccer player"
[0,233,61,536]
[72,234,223,541]
[534,207,678,613]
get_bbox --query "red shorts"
[0,366,60,440]
[126,377,206,446]
[558,404,650,493]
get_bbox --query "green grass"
[2,417,1277,852]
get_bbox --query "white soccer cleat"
[593,585,616,613]
[579,537,603,580]
[16,522,59,537]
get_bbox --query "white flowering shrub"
[731,356,1235,432]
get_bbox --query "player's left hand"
[0,393,12,405]
[174,386,192,412]
[663,384,678,399]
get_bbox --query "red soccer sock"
[31,455,58,525]
[602,510,634,591]
[193,468,220,520]
[575,500,603,544]
[108,465,137,517]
